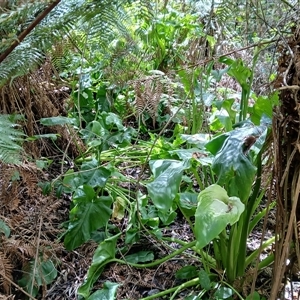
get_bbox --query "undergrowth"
[0,0,291,299]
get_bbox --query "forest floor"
[0,153,289,300]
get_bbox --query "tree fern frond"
[0,0,153,86]
[0,115,25,164]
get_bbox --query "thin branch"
[186,38,280,69]
[0,0,61,64]
[0,271,37,300]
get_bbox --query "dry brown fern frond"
[0,58,84,159]
[130,73,174,127]
[0,251,13,294]
[3,238,35,262]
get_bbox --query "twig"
[31,216,43,296]
[0,271,37,300]
[185,38,280,69]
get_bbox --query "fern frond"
[130,73,174,127]
[0,0,153,86]
[0,115,25,164]
[0,251,13,294]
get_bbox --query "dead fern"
[0,162,65,297]
[0,251,13,294]
[129,73,174,127]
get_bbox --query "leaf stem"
[141,277,200,300]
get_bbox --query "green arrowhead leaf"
[195,185,244,249]
[64,186,113,250]
[147,159,190,212]
[205,124,267,203]
[78,234,121,299]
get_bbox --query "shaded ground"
[0,156,282,300]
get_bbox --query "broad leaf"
[245,292,261,300]
[87,281,119,300]
[169,148,212,165]
[147,159,190,212]
[205,123,267,202]
[81,159,111,188]
[78,234,121,299]
[40,116,77,126]
[180,133,210,148]
[219,57,252,90]
[199,269,211,290]
[175,266,198,280]
[64,186,113,250]
[195,185,244,249]
[250,93,278,125]
[177,192,198,218]
[125,251,154,263]
[19,259,57,297]
[63,160,111,193]
[63,170,84,193]
[214,287,234,299]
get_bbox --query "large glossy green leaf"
[195,185,244,249]
[62,169,84,193]
[219,57,251,90]
[169,148,212,165]
[205,124,267,202]
[147,159,190,212]
[214,286,234,299]
[180,133,211,148]
[64,186,113,250]
[78,234,121,299]
[87,281,119,300]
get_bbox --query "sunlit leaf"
[214,286,234,299]
[195,185,244,249]
[205,123,267,202]
[40,116,77,126]
[81,159,111,188]
[177,192,198,218]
